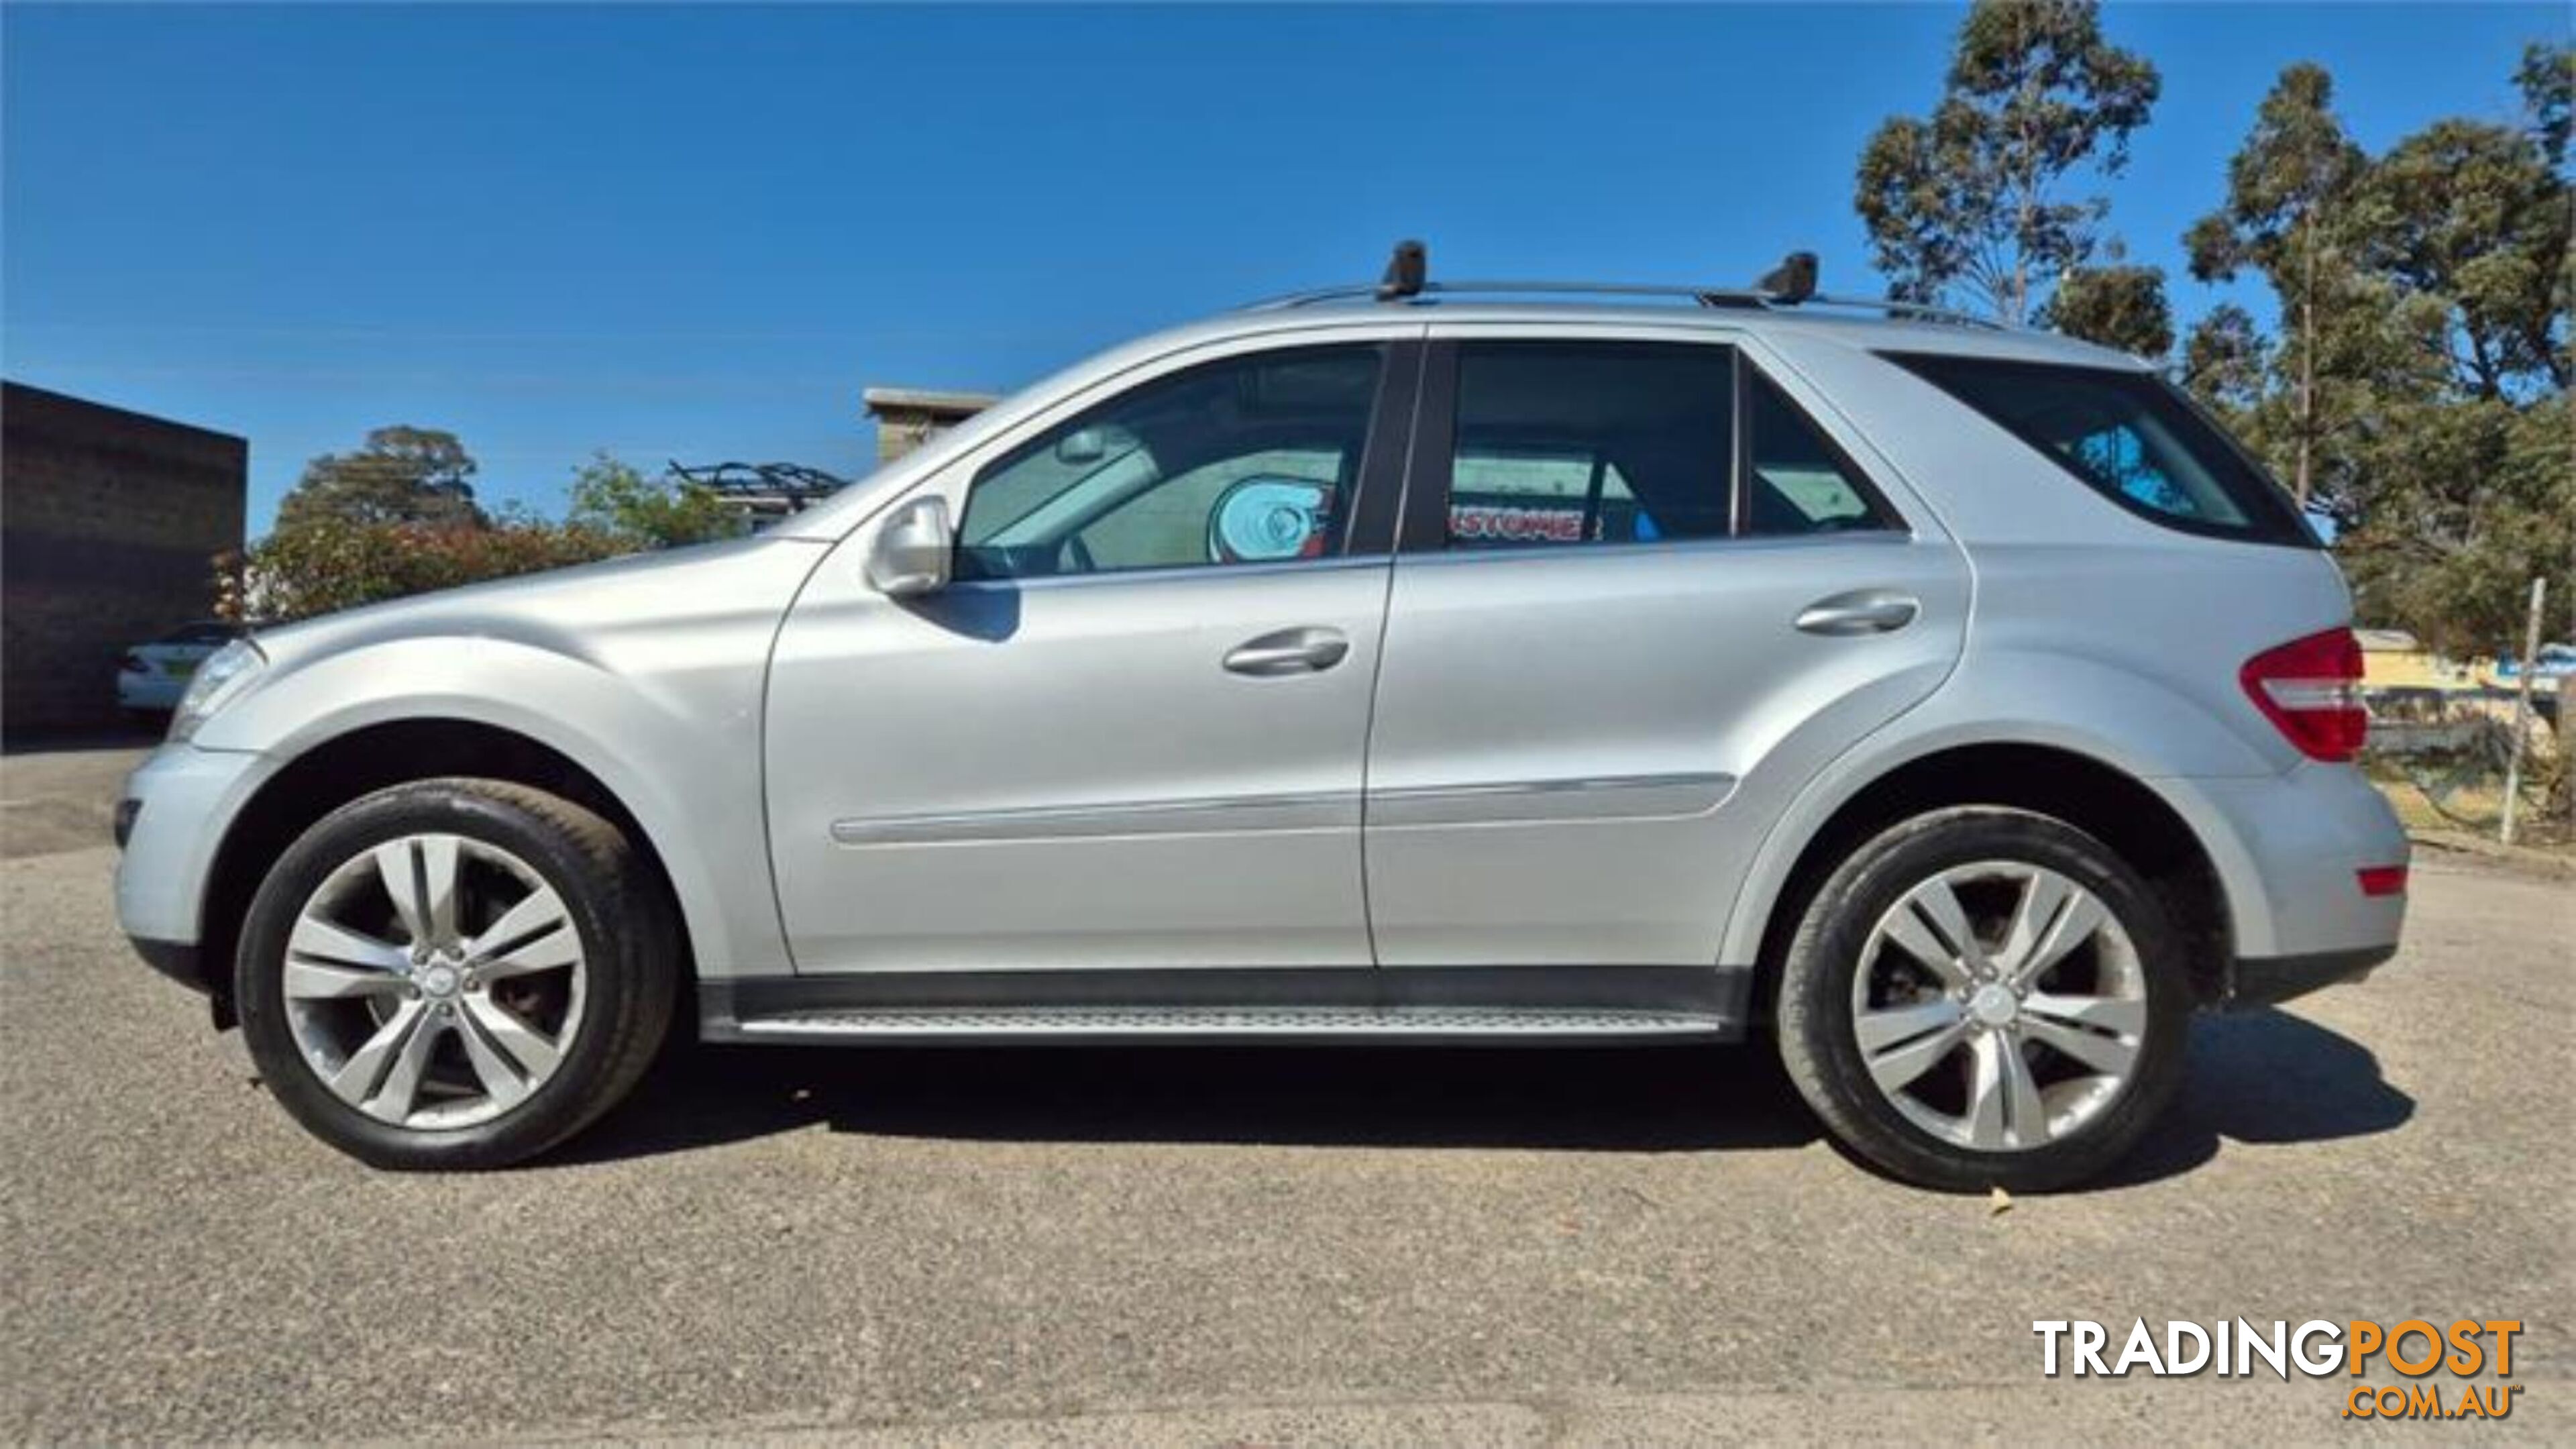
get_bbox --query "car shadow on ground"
[568,1039,1819,1161]
[2091,1006,2416,1189]
[561,1004,2412,1183]
[0,722,167,755]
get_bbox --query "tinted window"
[1744,372,1894,535]
[959,346,1383,580]
[1886,352,2314,545]
[1446,343,1733,549]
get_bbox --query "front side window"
[1885,352,2315,545]
[957,345,1383,580]
[1446,343,1734,549]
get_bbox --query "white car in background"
[117,621,245,718]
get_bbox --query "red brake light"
[2356,865,2408,898]
[2241,627,2367,762]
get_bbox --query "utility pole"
[2500,576,2547,846]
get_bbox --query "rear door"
[1361,326,1971,967]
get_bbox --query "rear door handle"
[1224,627,1349,676]
[1795,590,1920,637]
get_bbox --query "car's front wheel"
[235,778,676,1169]
[1774,807,2190,1192]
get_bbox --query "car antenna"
[1756,251,1819,305]
[1377,239,1428,301]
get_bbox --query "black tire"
[1774,806,2190,1193]
[235,777,678,1170]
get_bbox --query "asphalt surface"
[2,746,2569,1444]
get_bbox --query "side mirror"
[865,495,954,598]
[1055,427,1108,465]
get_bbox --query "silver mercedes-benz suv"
[114,248,2407,1189]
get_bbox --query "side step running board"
[710,1005,1730,1046]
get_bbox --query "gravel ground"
[1,747,2567,1444]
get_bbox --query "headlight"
[168,639,266,743]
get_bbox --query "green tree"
[2517,40,2572,171]
[2180,303,2270,415]
[2518,41,2575,641]
[2184,64,2379,511]
[564,453,747,549]
[1855,0,2160,324]
[2043,261,2174,358]
[2336,392,2572,655]
[275,425,484,530]
[2357,109,2569,397]
[2329,44,2573,650]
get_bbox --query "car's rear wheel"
[235,778,676,1169]
[1774,807,2190,1192]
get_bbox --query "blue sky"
[3,3,2560,533]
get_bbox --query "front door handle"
[1224,627,1350,676]
[1795,590,1920,637]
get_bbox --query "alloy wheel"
[281,833,588,1130]
[1849,860,2147,1152]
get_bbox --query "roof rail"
[1242,242,2007,331]
[1773,293,2008,331]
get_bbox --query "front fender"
[199,635,790,978]
[195,538,827,977]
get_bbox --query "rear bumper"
[2176,764,2409,961]
[2227,943,2397,1010]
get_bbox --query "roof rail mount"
[1377,239,1428,301]
[1242,241,2002,331]
[1755,251,1818,305]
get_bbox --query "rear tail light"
[2241,627,2368,762]
[2356,865,2408,898]
[119,653,149,675]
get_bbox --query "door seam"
[1357,332,1431,977]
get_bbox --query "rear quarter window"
[1883,352,2316,547]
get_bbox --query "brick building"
[863,386,996,465]
[3,382,247,735]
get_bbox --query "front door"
[1362,330,1972,967]
[765,336,1419,974]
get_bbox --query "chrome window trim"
[941,552,1393,594]
[1385,530,1917,570]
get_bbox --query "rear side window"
[1743,371,1891,537]
[1420,341,1902,552]
[1885,352,2314,545]
[1447,343,1734,549]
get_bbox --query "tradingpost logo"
[2033,1318,2525,1421]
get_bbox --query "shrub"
[239,516,633,624]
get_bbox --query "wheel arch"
[1735,740,2238,1014]
[196,718,696,1025]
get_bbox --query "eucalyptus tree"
[1855,0,2160,325]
